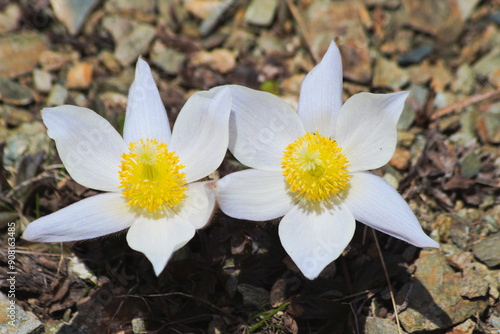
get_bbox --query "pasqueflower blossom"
[23,59,231,276]
[217,41,439,280]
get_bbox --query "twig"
[371,229,403,334]
[284,0,320,64]
[429,88,500,120]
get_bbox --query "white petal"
[126,215,196,276]
[225,85,305,170]
[217,169,296,221]
[22,192,135,242]
[343,172,439,248]
[170,88,231,182]
[335,92,409,172]
[42,106,127,191]
[279,203,355,280]
[297,40,343,137]
[123,58,171,145]
[176,181,217,230]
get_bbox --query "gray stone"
[397,45,433,66]
[457,0,481,20]
[0,32,48,78]
[397,251,488,332]
[33,68,52,93]
[473,47,500,86]
[102,16,138,43]
[0,105,33,126]
[373,56,410,90]
[150,40,186,74]
[244,0,279,26]
[460,150,482,178]
[199,0,239,37]
[4,122,51,168]
[472,232,500,268]
[483,103,500,143]
[50,0,100,35]
[105,0,156,17]
[398,85,429,130]
[0,77,34,105]
[46,84,68,107]
[237,284,269,308]
[304,1,371,83]
[0,291,44,334]
[359,317,407,334]
[451,63,475,95]
[114,23,156,66]
[459,265,490,298]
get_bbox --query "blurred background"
[0,0,499,333]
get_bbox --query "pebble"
[473,46,500,87]
[372,56,409,90]
[483,102,500,143]
[186,0,220,20]
[244,0,279,26]
[459,264,490,299]
[50,0,100,35]
[105,0,156,20]
[4,122,51,168]
[0,3,21,34]
[39,50,72,71]
[66,62,94,89]
[199,0,240,37]
[472,232,500,267]
[460,150,482,178]
[448,318,475,334]
[237,284,269,308]
[0,77,34,106]
[102,15,138,43]
[0,32,48,78]
[150,40,185,74]
[0,292,44,334]
[305,1,371,83]
[114,23,156,66]
[190,49,236,74]
[359,316,407,334]
[397,250,488,332]
[403,0,465,43]
[47,84,68,107]
[397,44,433,66]
[451,63,474,95]
[456,0,481,20]
[0,105,33,126]
[398,84,429,130]
[33,68,53,93]
[390,147,411,170]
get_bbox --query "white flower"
[23,59,231,276]
[216,41,439,280]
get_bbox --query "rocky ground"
[0,0,499,333]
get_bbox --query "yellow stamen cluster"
[281,132,350,201]
[119,139,187,212]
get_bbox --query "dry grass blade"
[371,229,403,334]
[430,88,500,120]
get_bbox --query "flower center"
[281,131,350,201]
[119,139,187,212]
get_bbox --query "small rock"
[447,318,475,334]
[68,257,97,284]
[244,0,279,26]
[150,40,185,74]
[397,250,488,332]
[482,103,500,143]
[473,47,500,87]
[4,122,51,168]
[397,44,433,67]
[199,0,240,37]
[390,147,411,170]
[0,105,33,126]
[460,150,482,178]
[0,292,44,334]
[451,64,475,95]
[456,0,481,20]
[359,316,407,334]
[237,284,269,308]
[0,77,34,105]
[472,232,500,268]
[66,62,93,89]
[105,0,156,20]
[0,31,48,78]
[50,0,100,35]
[39,50,72,71]
[114,23,156,66]
[398,84,429,130]
[305,1,371,83]
[269,279,286,307]
[459,264,490,299]
[430,60,454,92]
[403,0,464,43]
[131,318,146,334]
[373,56,409,90]
[47,84,68,106]
[102,15,138,43]
[0,3,21,34]
[190,49,236,74]
[447,251,474,271]
[98,50,122,73]
[33,68,52,93]
[186,0,220,20]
